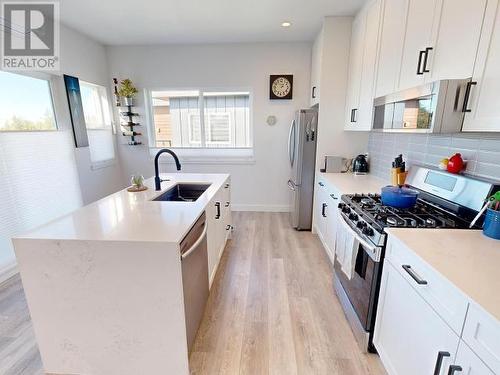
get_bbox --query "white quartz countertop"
[15,173,229,244]
[387,228,500,321]
[317,171,387,194]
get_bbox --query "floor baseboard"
[231,204,291,212]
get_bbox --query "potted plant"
[118,79,138,106]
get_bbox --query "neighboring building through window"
[150,90,251,149]
[0,71,57,131]
[80,81,115,164]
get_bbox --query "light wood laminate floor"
[0,212,386,375]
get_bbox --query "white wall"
[315,17,369,171]
[107,43,312,211]
[0,25,126,280]
[59,25,126,205]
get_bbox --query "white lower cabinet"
[376,236,500,375]
[452,341,495,375]
[374,261,459,375]
[207,178,231,287]
[324,188,340,263]
[315,179,329,241]
[314,178,342,264]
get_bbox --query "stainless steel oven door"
[334,245,380,331]
[334,213,382,331]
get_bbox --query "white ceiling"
[60,0,366,45]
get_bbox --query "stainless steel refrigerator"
[287,108,318,230]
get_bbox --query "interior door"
[398,0,438,91]
[463,0,500,132]
[374,261,460,375]
[428,0,487,82]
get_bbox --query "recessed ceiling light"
[281,21,292,28]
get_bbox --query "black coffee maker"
[353,154,369,175]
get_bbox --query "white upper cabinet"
[356,0,383,129]
[463,0,500,132]
[310,32,323,106]
[398,0,438,91]
[344,11,366,130]
[374,0,408,98]
[399,0,487,91]
[345,0,382,131]
[428,0,487,82]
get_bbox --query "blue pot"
[381,186,419,209]
[483,208,500,240]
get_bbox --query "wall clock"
[270,74,293,100]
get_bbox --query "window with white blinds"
[0,73,83,270]
[80,81,115,164]
[149,90,251,149]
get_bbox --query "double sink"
[152,183,211,202]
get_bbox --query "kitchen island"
[13,173,231,375]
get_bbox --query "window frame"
[80,80,116,168]
[0,71,58,133]
[145,87,254,163]
[205,112,232,146]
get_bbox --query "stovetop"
[342,193,473,231]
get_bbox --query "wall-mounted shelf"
[120,104,142,145]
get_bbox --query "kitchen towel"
[335,211,360,280]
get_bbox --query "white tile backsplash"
[368,132,500,182]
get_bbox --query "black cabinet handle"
[312,86,317,99]
[402,265,428,285]
[433,351,451,375]
[417,50,426,75]
[447,365,463,375]
[225,201,230,207]
[215,202,221,219]
[462,81,477,113]
[322,203,327,217]
[224,183,230,189]
[225,224,231,230]
[350,108,358,123]
[330,194,338,200]
[423,47,433,73]
[318,182,324,187]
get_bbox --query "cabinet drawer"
[386,237,469,335]
[462,303,500,374]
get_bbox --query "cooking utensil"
[381,186,419,209]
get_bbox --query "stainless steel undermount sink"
[152,183,211,202]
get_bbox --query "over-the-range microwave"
[372,78,472,133]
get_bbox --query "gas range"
[338,192,474,248]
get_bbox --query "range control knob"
[348,213,358,221]
[338,202,345,210]
[342,206,351,214]
[362,227,374,236]
[356,221,366,229]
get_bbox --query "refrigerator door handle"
[287,179,300,191]
[288,119,296,167]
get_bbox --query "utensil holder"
[483,208,500,240]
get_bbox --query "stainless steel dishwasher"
[180,211,209,352]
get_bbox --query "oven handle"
[337,211,380,258]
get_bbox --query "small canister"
[483,208,500,240]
